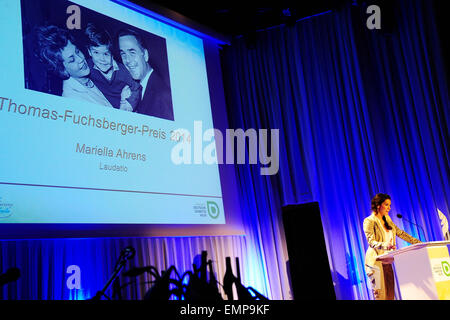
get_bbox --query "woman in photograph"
[363,193,421,300]
[35,25,112,107]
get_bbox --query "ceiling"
[127,0,351,38]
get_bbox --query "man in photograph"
[118,28,174,121]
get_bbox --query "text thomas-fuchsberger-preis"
[0,96,166,139]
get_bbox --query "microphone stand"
[90,248,135,300]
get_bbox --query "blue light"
[110,0,230,45]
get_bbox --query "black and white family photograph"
[21,0,174,121]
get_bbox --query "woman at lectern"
[35,25,112,107]
[363,193,421,300]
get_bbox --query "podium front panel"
[394,248,438,300]
[394,244,450,300]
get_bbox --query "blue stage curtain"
[221,0,449,299]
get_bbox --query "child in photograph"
[85,23,141,111]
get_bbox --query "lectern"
[377,241,450,300]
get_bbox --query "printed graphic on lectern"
[442,261,450,277]
[430,257,450,282]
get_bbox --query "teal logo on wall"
[207,201,220,219]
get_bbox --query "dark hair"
[117,28,147,52]
[34,25,74,79]
[85,23,112,50]
[371,193,392,230]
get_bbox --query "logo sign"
[431,258,450,282]
[0,196,13,218]
[207,201,220,219]
[442,261,450,277]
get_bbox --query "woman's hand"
[120,85,133,111]
[384,243,396,251]
[121,85,131,100]
[120,99,133,112]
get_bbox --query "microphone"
[396,214,426,242]
[121,246,136,260]
[0,267,20,286]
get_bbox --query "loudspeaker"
[282,202,336,300]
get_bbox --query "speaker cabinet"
[282,202,336,299]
